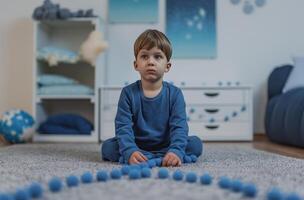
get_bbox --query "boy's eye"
[155,55,163,59]
[141,55,148,59]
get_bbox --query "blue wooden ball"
[172,170,184,181]
[48,177,62,192]
[267,187,283,200]
[218,176,231,189]
[190,155,198,162]
[231,179,243,192]
[147,159,156,168]
[158,168,169,179]
[110,169,122,180]
[186,172,197,183]
[184,155,192,163]
[200,173,212,185]
[121,165,130,175]
[66,175,79,187]
[129,169,141,180]
[28,182,43,198]
[14,188,30,200]
[243,183,258,197]
[141,168,151,178]
[96,170,108,182]
[0,193,14,200]
[81,172,93,183]
[285,192,301,200]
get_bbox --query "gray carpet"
[0,143,303,200]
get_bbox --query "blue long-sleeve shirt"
[115,80,188,162]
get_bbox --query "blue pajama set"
[101,80,203,164]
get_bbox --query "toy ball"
[110,169,122,180]
[28,182,43,198]
[48,177,62,192]
[129,164,141,171]
[66,175,79,187]
[147,159,156,168]
[218,176,231,189]
[81,172,93,183]
[243,183,258,197]
[285,192,301,200]
[14,188,30,200]
[129,169,141,180]
[0,193,14,200]
[231,179,243,192]
[154,158,163,167]
[139,162,149,169]
[141,167,151,178]
[266,187,283,200]
[186,172,197,183]
[184,155,192,163]
[96,170,108,182]
[0,109,35,143]
[172,170,184,181]
[158,168,169,179]
[121,165,130,175]
[190,155,197,162]
[200,173,212,185]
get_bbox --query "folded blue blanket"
[38,114,93,135]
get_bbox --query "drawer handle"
[205,125,219,130]
[204,108,219,113]
[204,92,219,97]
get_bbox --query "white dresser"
[99,85,253,141]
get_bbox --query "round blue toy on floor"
[29,182,43,198]
[110,169,122,180]
[129,169,141,180]
[200,173,212,185]
[185,172,197,183]
[243,183,257,197]
[48,177,62,192]
[0,109,35,143]
[172,170,184,181]
[96,170,108,182]
[266,187,283,200]
[158,168,169,179]
[81,172,93,184]
[66,175,79,187]
[15,188,30,200]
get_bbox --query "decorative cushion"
[38,114,93,135]
[37,84,94,95]
[37,46,79,66]
[37,74,78,86]
[283,57,304,93]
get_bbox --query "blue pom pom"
[141,167,151,178]
[154,158,163,166]
[81,172,93,183]
[243,183,258,197]
[66,175,79,187]
[184,155,192,163]
[285,192,301,200]
[218,176,231,189]
[129,164,141,171]
[14,188,30,200]
[147,159,156,168]
[48,177,62,192]
[110,169,122,180]
[121,165,130,175]
[0,193,14,200]
[139,162,149,169]
[96,170,108,182]
[231,179,243,192]
[200,173,212,185]
[185,172,197,183]
[267,187,283,200]
[190,155,197,162]
[158,168,169,179]
[28,182,43,198]
[129,169,141,180]
[119,156,124,164]
[172,170,184,181]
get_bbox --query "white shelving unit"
[32,18,106,142]
[99,85,253,141]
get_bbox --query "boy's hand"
[129,151,148,164]
[162,152,181,167]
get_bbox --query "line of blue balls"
[0,159,302,200]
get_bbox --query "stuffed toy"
[79,31,108,66]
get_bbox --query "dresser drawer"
[182,89,244,105]
[186,105,249,122]
[188,122,252,141]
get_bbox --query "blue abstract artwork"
[109,0,158,23]
[166,0,216,59]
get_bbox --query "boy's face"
[134,47,171,83]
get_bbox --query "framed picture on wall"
[109,0,158,23]
[166,0,217,59]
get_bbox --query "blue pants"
[101,135,203,163]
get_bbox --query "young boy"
[101,29,202,167]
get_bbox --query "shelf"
[33,131,98,143]
[36,95,95,103]
[34,18,99,29]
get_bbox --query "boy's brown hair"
[134,29,172,61]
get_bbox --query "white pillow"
[283,57,304,93]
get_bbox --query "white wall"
[1,0,304,133]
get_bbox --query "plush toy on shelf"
[79,31,108,66]
[0,109,36,143]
